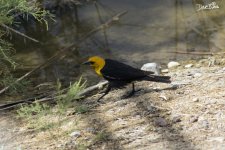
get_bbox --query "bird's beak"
[82,61,92,65]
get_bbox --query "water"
[11,0,225,84]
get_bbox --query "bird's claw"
[97,98,106,104]
[121,89,141,99]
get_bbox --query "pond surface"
[11,0,225,84]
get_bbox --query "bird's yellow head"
[83,56,105,76]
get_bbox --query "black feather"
[101,59,154,81]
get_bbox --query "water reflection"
[9,0,225,84]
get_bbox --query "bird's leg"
[97,84,111,102]
[121,83,137,99]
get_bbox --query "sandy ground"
[1,57,225,150]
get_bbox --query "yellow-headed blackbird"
[83,56,171,101]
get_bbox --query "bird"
[83,56,171,101]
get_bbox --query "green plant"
[17,102,51,130]
[57,77,86,114]
[0,74,30,94]
[76,144,88,150]
[94,131,110,142]
[0,0,52,67]
[0,0,53,27]
[75,105,89,114]
[0,39,17,69]
[16,78,86,130]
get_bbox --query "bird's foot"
[121,89,141,99]
[97,99,105,104]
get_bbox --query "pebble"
[159,95,168,101]
[141,63,161,75]
[161,69,169,73]
[192,98,199,102]
[146,105,157,113]
[168,61,180,68]
[172,115,182,123]
[201,120,209,129]
[69,131,81,138]
[193,73,202,78]
[185,64,193,68]
[86,127,96,133]
[189,116,198,123]
[154,117,168,127]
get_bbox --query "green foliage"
[0,0,53,69]
[94,131,110,142]
[17,102,51,130]
[75,105,89,114]
[0,74,30,94]
[17,102,50,118]
[57,77,86,114]
[0,0,53,28]
[75,144,88,150]
[0,39,17,69]
[16,77,87,130]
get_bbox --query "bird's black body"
[101,59,153,82]
[97,59,171,101]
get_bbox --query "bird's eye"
[90,61,95,65]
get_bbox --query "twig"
[0,23,40,43]
[78,81,108,96]
[0,93,51,110]
[0,11,127,95]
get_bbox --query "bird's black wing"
[101,59,153,81]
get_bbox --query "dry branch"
[0,24,40,43]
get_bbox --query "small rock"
[154,117,168,127]
[159,95,168,101]
[168,61,180,69]
[193,73,202,78]
[86,127,96,133]
[185,64,193,68]
[201,120,209,129]
[192,98,199,102]
[161,69,169,73]
[172,115,182,123]
[69,131,81,138]
[141,63,161,75]
[189,116,198,123]
[147,105,157,113]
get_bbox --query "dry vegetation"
[1,56,225,150]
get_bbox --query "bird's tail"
[143,75,171,83]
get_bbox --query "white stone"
[69,131,81,138]
[193,73,202,78]
[159,95,168,101]
[192,98,199,102]
[185,64,193,68]
[167,61,180,68]
[141,63,161,75]
[161,69,169,73]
